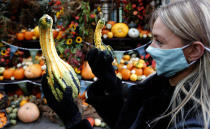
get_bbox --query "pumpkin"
[24,64,42,79]
[132,68,143,76]
[81,61,95,80]
[13,68,25,80]
[102,29,110,35]
[17,102,40,123]
[16,33,24,41]
[111,23,129,38]
[128,28,140,38]
[107,32,113,39]
[87,117,95,127]
[143,67,155,76]
[130,73,138,81]
[24,31,34,40]
[121,68,131,80]
[3,68,15,80]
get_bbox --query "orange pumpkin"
[87,117,95,127]
[16,33,25,41]
[127,63,133,70]
[3,68,15,80]
[102,29,110,35]
[143,67,155,76]
[121,68,131,80]
[24,64,42,79]
[132,68,143,76]
[24,31,34,40]
[81,61,95,80]
[14,68,25,80]
[17,102,40,123]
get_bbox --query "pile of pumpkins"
[16,26,40,41]
[80,54,155,82]
[102,21,152,39]
[0,57,46,81]
[16,26,61,41]
[113,54,155,82]
[6,93,41,125]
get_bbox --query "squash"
[94,13,113,52]
[3,68,15,80]
[14,68,25,80]
[81,61,95,80]
[128,28,140,38]
[24,64,42,79]
[39,14,80,101]
[17,102,40,123]
[111,23,129,38]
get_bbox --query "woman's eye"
[155,40,163,46]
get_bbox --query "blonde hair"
[150,0,210,128]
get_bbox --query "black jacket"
[69,74,206,129]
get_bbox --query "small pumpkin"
[128,28,140,38]
[121,68,131,80]
[111,23,129,38]
[16,33,24,41]
[102,29,110,35]
[17,102,40,123]
[143,67,155,76]
[81,61,95,80]
[13,68,25,80]
[24,31,34,40]
[3,68,15,80]
[24,64,42,79]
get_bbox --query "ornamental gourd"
[39,14,80,101]
[111,23,129,38]
[94,13,113,53]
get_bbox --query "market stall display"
[0,0,161,128]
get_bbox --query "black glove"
[41,74,81,129]
[87,48,117,84]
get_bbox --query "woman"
[42,0,210,129]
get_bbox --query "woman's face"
[151,17,184,49]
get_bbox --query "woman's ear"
[184,41,205,62]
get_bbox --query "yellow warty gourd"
[94,13,113,53]
[39,14,80,101]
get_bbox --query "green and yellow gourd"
[94,13,113,56]
[39,14,80,101]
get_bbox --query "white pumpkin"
[128,28,140,38]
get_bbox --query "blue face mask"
[146,44,193,77]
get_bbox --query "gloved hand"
[87,48,116,83]
[41,74,81,129]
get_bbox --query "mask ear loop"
[204,47,210,52]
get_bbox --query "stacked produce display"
[0,0,160,128]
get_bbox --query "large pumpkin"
[24,64,42,79]
[17,102,40,123]
[111,23,129,38]
[81,61,95,80]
